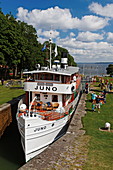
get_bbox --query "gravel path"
[19,93,89,170]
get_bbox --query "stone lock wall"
[0,103,12,137]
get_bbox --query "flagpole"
[49,38,52,70]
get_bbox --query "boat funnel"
[61,52,68,69]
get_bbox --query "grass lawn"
[0,84,25,105]
[83,88,113,169]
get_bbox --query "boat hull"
[17,92,81,162]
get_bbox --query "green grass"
[0,84,25,105]
[83,92,113,170]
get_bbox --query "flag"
[54,45,58,57]
[42,44,46,51]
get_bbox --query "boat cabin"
[23,66,80,110]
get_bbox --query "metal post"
[49,42,52,70]
[28,90,30,117]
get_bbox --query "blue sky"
[1,0,113,63]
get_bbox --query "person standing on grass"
[91,92,97,102]
[1,78,4,85]
[91,92,97,111]
[85,83,89,94]
[102,89,107,103]
[92,100,96,112]
[109,83,113,92]
[96,95,101,113]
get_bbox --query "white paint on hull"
[17,92,80,162]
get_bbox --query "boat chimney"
[61,52,68,69]
[53,60,60,71]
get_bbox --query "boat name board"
[24,82,74,94]
[34,126,46,132]
[35,84,57,91]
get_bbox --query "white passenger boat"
[16,47,81,162]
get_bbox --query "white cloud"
[37,29,59,38]
[77,15,109,31]
[41,30,59,38]
[37,37,48,44]
[89,2,113,18]
[107,32,113,42]
[56,36,113,62]
[77,31,104,42]
[16,5,113,62]
[70,32,75,37]
[17,6,109,32]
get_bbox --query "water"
[0,104,25,170]
[0,123,25,170]
[77,62,113,77]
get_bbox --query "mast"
[49,38,52,70]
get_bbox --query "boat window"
[34,74,38,80]
[52,95,58,102]
[54,74,60,81]
[40,73,45,80]
[61,75,70,83]
[46,74,53,80]
[38,73,60,81]
[39,73,53,80]
[44,95,48,99]
[35,94,40,100]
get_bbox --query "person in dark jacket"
[85,83,89,94]
[1,78,4,85]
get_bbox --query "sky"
[1,0,113,63]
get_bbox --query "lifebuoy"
[71,86,75,92]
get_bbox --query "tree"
[17,21,39,76]
[106,64,113,76]
[0,9,77,79]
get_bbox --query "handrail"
[25,80,71,84]
[28,96,37,117]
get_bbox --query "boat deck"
[18,101,73,121]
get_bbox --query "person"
[92,99,96,112]
[91,92,97,112]
[1,78,4,85]
[109,83,113,92]
[85,83,89,94]
[91,92,97,102]
[96,95,101,113]
[102,89,106,103]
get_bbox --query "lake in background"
[77,62,113,77]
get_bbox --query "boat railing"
[18,100,73,121]
[25,80,71,84]
[18,109,67,120]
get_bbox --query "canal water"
[0,99,25,170]
[0,120,25,170]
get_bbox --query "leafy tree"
[106,64,113,75]
[17,21,39,75]
[0,9,77,79]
